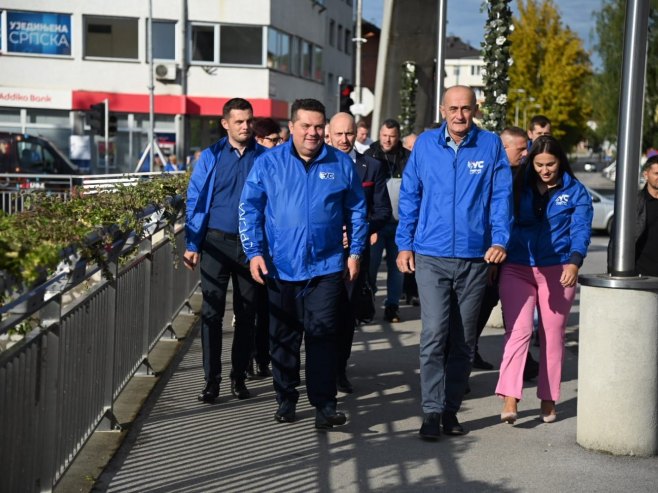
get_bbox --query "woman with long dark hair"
[496,135,593,424]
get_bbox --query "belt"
[207,229,239,241]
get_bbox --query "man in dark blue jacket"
[240,99,367,429]
[183,98,266,404]
[396,85,513,440]
[328,112,392,394]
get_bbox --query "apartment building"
[0,0,354,172]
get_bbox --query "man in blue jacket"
[183,98,267,404]
[239,99,367,429]
[396,85,513,439]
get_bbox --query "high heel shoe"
[500,411,518,424]
[540,400,557,423]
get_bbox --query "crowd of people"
[180,84,658,439]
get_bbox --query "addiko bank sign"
[0,87,72,110]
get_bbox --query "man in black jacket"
[329,112,392,393]
[608,155,658,277]
[365,119,411,322]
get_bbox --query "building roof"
[446,36,481,59]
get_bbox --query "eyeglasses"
[263,136,283,144]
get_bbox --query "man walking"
[365,119,411,322]
[396,85,512,439]
[240,99,367,429]
[183,98,266,403]
[328,112,392,394]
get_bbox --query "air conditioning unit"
[154,62,177,81]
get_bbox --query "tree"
[507,0,592,149]
[592,0,658,151]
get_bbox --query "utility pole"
[353,0,365,122]
[104,98,109,174]
[434,0,447,123]
[148,0,155,172]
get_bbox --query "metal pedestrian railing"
[0,210,199,492]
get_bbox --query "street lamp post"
[522,96,536,130]
[512,88,525,126]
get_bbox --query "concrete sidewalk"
[90,295,658,493]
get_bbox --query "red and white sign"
[0,86,72,110]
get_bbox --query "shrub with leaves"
[0,173,189,298]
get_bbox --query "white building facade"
[0,0,354,172]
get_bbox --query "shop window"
[84,16,138,59]
[152,20,176,60]
[220,25,263,65]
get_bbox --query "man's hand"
[250,256,268,285]
[484,245,507,264]
[183,250,199,271]
[342,226,349,249]
[370,232,378,246]
[396,250,415,274]
[560,264,579,288]
[345,257,360,282]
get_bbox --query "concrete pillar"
[577,277,658,456]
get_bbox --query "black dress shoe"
[231,379,251,399]
[197,381,219,403]
[523,353,540,381]
[337,373,354,394]
[419,412,441,440]
[473,351,494,370]
[274,401,296,423]
[442,412,465,435]
[315,407,347,429]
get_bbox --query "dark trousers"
[200,229,258,384]
[337,248,371,375]
[267,272,343,409]
[254,286,270,367]
[475,282,500,350]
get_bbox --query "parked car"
[588,186,615,234]
[0,132,79,175]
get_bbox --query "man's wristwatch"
[348,254,361,262]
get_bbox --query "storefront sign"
[7,11,72,56]
[0,87,72,110]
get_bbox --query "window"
[84,16,138,59]
[344,29,351,54]
[220,25,263,65]
[337,25,343,51]
[191,24,216,63]
[290,37,301,75]
[268,28,291,72]
[152,20,176,60]
[301,40,312,79]
[313,45,323,82]
[329,19,335,47]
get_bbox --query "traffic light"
[340,82,354,114]
[108,115,118,137]
[88,103,105,136]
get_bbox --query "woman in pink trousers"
[496,136,593,424]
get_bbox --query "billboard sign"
[7,11,72,56]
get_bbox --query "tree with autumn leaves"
[506,0,591,149]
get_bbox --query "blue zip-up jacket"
[396,124,513,258]
[507,172,593,267]
[185,137,267,252]
[239,140,367,281]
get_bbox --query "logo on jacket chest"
[319,171,335,180]
[467,160,485,174]
[555,194,570,206]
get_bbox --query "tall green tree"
[592,0,658,151]
[507,0,592,149]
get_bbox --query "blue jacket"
[396,124,513,258]
[185,137,266,252]
[507,172,593,267]
[239,140,368,281]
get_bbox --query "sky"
[362,0,604,64]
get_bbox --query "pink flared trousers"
[496,263,577,402]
